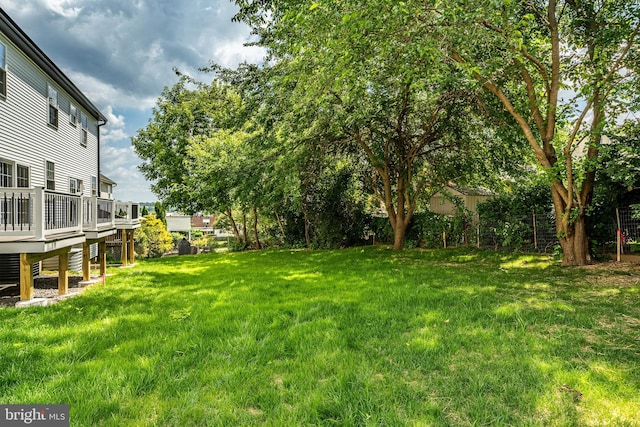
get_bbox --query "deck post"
[99,240,107,277]
[20,253,34,301]
[82,241,91,281]
[128,229,135,264]
[58,250,69,295]
[121,230,128,266]
[33,187,45,240]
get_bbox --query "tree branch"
[451,48,570,205]
[513,57,546,136]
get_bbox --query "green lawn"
[1,247,639,426]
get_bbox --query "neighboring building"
[166,213,220,239]
[100,174,116,200]
[166,213,192,235]
[0,9,139,302]
[106,200,141,267]
[190,214,217,235]
[429,184,495,221]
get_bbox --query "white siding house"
[0,9,139,303]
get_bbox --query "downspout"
[97,119,107,198]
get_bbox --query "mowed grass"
[0,247,639,426]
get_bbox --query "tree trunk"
[378,171,414,250]
[275,211,286,238]
[242,211,248,245]
[252,206,262,250]
[557,216,590,265]
[392,217,408,250]
[303,208,311,248]
[226,209,242,243]
[551,187,591,266]
[388,188,413,250]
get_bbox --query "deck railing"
[83,196,115,231]
[0,189,32,235]
[0,188,82,241]
[114,201,141,227]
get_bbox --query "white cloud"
[100,105,128,142]
[66,70,157,111]
[42,0,82,18]
[213,40,266,68]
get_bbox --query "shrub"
[138,214,174,258]
[477,180,554,251]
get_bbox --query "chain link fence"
[420,205,639,256]
[476,211,558,253]
[607,206,640,257]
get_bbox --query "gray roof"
[0,8,107,122]
[447,184,495,197]
[100,174,117,186]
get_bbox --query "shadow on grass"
[0,247,638,425]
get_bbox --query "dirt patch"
[577,261,640,288]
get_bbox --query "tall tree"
[233,0,516,249]
[443,0,640,264]
[132,76,245,213]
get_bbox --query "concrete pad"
[78,278,102,286]
[15,298,49,308]
[57,291,82,300]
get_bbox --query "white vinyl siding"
[0,32,99,195]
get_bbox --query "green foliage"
[153,202,167,227]
[230,0,525,249]
[477,180,554,250]
[141,205,149,217]
[478,179,553,220]
[133,77,248,214]
[408,212,469,249]
[273,157,371,249]
[599,121,640,191]
[191,236,211,252]
[369,217,394,245]
[589,121,640,246]
[169,232,186,249]
[437,0,640,263]
[370,211,469,249]
[137,214,174,258]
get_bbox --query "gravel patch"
[0,275,97,308]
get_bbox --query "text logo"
[1,405,69,427]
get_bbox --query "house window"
[46,161,55,190]
[69,103,78,126]
[0,160,13,187]
[81,112,88,146]
[0,42,6,98]
[48,84,59,128]
[70,178,82,194]
[17,165,29,188]
[91,175,97,196]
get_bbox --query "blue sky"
[0,0,264,202]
